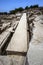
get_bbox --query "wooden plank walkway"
[6,13,27,54]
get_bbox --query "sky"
[0,0,43,12]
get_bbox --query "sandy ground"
[27,15,43,65]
